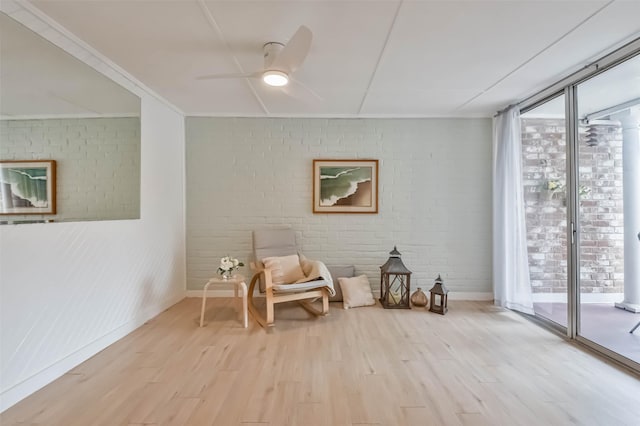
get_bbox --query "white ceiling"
[0,12,139,118]
[522,52,640,118]
[18,0,640,117]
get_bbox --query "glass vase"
[410,287,428,307]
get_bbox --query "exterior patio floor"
[534,302,640,364]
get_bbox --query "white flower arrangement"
[218,255,244,277]
[546,180,565,193]
[579,185,591,197]
[543,180,591,199]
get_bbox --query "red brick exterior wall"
[521,118,624,294]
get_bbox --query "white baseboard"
[186,289,238,297]
[187,290,494,301]
[448,292,494,301]
[0,292,185,413]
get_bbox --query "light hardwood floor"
[2,299,640,425]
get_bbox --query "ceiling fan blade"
[271,25,312,74]
[197,71,261,80]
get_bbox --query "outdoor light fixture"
[262,70,289,87]
[583,119,619,147]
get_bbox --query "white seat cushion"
[272,279,330,293]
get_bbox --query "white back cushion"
[262,254,306,285]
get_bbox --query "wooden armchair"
[248,229,331,328]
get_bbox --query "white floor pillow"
[338,275,376,309]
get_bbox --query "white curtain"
[493,106,534,314]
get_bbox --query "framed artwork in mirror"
[0,160,56,214]
[313,159,378,213]
[0,12,140,224]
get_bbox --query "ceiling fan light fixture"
[262,70,289,87]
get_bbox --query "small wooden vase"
[410,287,428,307]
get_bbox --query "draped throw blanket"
[295,258,336,297]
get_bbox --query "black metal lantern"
[380,246,412,309]
[429,274,449,315]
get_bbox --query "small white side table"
[200,274,248,328]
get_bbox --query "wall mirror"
[0,12,141,225]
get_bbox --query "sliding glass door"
[519,51,640,368]
[521,95,568,329]
[576,54,640,364]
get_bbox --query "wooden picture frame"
[0,160,56,214]
[313,159,378,214]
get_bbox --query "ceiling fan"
[197,25,312,89]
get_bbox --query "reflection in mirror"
[0,12,141,224]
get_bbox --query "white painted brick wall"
[0,117,140,222]
[186,117,492,296]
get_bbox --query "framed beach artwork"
[313,159,378,214]
[0,160,56,214]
